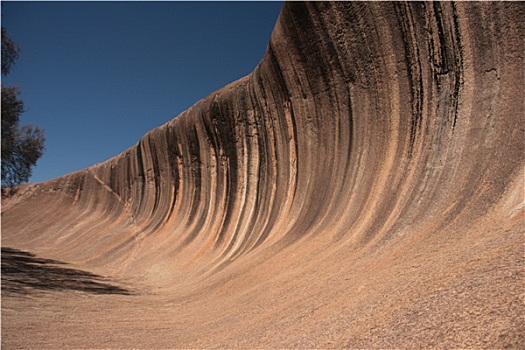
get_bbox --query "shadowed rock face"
[2,2,524,348]
[1,247,132,295]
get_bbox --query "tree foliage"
[1,27,45,188]
[2,27,20,76]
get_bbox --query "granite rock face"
[2,2,524,348]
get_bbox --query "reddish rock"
[2,2,524,348]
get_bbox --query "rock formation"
[2,2,524,348]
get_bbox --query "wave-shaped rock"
[2,2,524,348]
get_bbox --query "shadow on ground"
[1,247,132,296]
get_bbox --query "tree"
[1,27,45,188]
[2,27,20,76]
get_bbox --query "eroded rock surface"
[2,2,524,348]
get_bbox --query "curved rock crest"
[2,2,524,348]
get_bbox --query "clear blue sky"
[2,1,283,184]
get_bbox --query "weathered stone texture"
[2,2,524,348]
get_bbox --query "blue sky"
[2,1,283,183]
